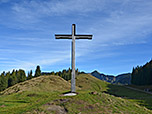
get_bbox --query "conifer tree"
[35,65,41,77]
[51,71,55,75]
[5,71,10,79]
[67,67,71,80]
[0,71,8,91]
[28,70,33,80]
[58,71,62,76]
[76,68,79,75]
[17,69,26,82]
[55,72,59,76]
[8,70,18,87]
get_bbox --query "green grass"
[128,85,152,92]
[105,84,152,110]
[0,74,152,114]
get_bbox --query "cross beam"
[55,35,92,39]
[55,24,92,93]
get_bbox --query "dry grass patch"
[0,75,72,95]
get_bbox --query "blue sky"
[0,0,152,75]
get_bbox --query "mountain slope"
[0,74,152,114]
[91,70,131,85]
[114,73,131,85]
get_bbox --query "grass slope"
[1,75,72,95]
[0,74,152,114]
[128,85,152,92]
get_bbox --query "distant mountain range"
[91,70,131,85]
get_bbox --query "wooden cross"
[55,24,92,93]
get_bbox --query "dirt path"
[124,86,152,95]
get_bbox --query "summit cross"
[55,24,93,93]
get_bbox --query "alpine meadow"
[0,0,152,114]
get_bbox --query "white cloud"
[12,0,104,14]
[11,0,105,23]
[86,1,152,45]
[71,0,152,61]
[48,0,104,14]
[1,0,152,74]
[0,50,71,73]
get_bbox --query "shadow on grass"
[4,100,29,103]
[62,91,71,94]
[104,83,152,110]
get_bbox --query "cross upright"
[55,24,92,93]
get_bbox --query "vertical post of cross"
[55,24,92,94]
[71,24,76,93]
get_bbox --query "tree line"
[131,60,152,85]
[41,68,84,81]
[0,65,41,91]
[0,65,84,92]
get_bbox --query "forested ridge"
[0,66,81,92]
[0,65,41,92]
[131,60,152,85]
[41,68,80,81]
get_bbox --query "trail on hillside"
[124,86,152,95]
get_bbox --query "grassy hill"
[0,74,152,114]
[1,75,72,95]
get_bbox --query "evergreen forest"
[131,60,152,85]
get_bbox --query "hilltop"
[0,74,152,114]
[0,75,72,95]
